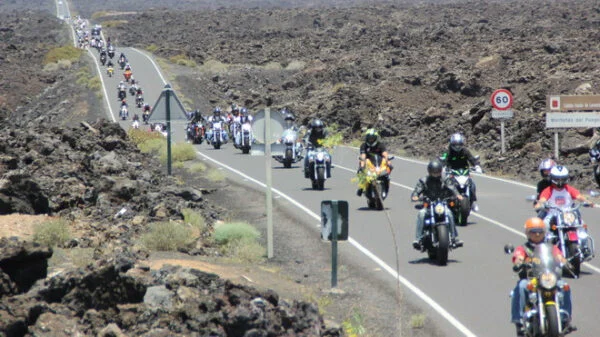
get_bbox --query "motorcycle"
[118,89,126,101]
[207,120,228,149]
[237,121,253,154]
[505,243,573,337]
[186,122,205,144]
[119,106,128,120]
[108,49,115,59]
[539,201,595,278]
[359,154,393,210]
[273,128,303,168]
[124,70,132,83]
[132,119,140,129]
[100,54,107,66]
[142,111,150,124]
[447,167,476,226]
[119,57,126,70]
[305,146,331,190]
[135,94,144,108]
[414,197,458,266]
[106,66,114,77]
[590,151,600,188]
[129,85,137,96]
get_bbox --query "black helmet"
[311,119,324,134]
[364,128,380,147]
[427,160,443,176]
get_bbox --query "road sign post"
[265,108,273,259]
[321,200,349,288]
[490,89,514,154]
[149,84,189,175]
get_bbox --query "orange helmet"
[524,217,545,233]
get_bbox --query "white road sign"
[491,109,514,119]
[491,89,513,111]
[546,112,600,128]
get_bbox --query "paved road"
[79,13,600,337]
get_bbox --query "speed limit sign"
[491,89,513,110]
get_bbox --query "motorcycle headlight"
[540,272,557,289]
[284,135,295,143]
[564,212,576,224]
[316,152,325,161]
[434,204,445,215]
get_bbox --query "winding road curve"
[56,1,600,336]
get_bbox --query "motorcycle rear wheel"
[544,303,560,337]
[213,141,221,150]
[566,242,581,277]
[457,197,471,226]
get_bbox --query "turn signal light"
[423,202,429,208]
[449,201,455,207]
[551,225,557,231]
[562,284,570,291]
[584,224,588,229]
[527,282,535,291]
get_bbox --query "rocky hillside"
[83,0,600,189]
[0,9,340,336]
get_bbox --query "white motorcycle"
[207,121,228,150]
[237,121,253,154]
[273,128,303,168]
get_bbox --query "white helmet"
[550,165,569,188]
[450,133,464,152]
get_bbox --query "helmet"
[550,165,569,188]
[284,113,295,121]
[524,217,546,235]
[241,107,248,116]
[213,107,221,116]
[538,158,556,178]
[427,159,443,177]
[450,133,464,152]
[311,119,325,134]
[364,128,380,147]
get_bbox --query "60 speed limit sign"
[491,89,513,110]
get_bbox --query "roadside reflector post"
[321,200,349,288]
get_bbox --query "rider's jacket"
[208,116,227,124]
[536,179,552,198]
[360,142,387,160]
[441,147,479,170]
[411,176,459,201]
[303,129,328,148]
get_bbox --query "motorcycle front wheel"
[436,225,449,266]
[316,167,325,190]
[457,197,471,226]
[544,303,560,337]
[284,149,293,168]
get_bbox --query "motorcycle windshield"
[451,168,470,176]
[281,129,297,143]
[213,122,222,130]
[531,243,561,277]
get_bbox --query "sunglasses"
[528,228,545,234]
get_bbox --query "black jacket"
[411,176,459,201]
[441,147,479,170]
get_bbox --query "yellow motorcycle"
[358,155,393,210]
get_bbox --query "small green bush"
[33,218,71,247]
[57,59,72,70]
[169,54,197,67]
[128,128,164,145]
[44,45,83,64]
[214,222,260,245]
[206,169,225,182]
[160,142,197,164]
[146,44,159,53]
[87,77,102,91]
[188,162,207,173]
[141,221,195,251]
[182,208,207,232]
[138,138,166,154]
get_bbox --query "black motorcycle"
[414,197,458,266]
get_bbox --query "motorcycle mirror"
[525,195,537,202]
[589,190,600,198]
[504,244,514,254]
[388,155,395,160]
[414,204,424,210]
[474,155,480,160]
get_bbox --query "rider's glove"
[474,165,483,174]
[512,264,524,272]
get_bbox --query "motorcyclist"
[537,158,556,198]
[589,139,600,187]
[283,112,298,131]
[106,59,114,68]
[239,107,253,124]
[440,133,482,212]
[410,159,464,249]
[207,107,228,143]
[303,118,329,178]
[534,165,588,232]
[356,128,392,197]
[510,217,573,336]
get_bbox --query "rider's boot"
[356,188,362,197]
[452,237,464,248]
